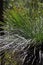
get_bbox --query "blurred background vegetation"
[0,0,43,65]
[2,0,43,42]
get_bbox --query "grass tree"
[0,0,43,43]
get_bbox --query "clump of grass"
[0,1,43,43]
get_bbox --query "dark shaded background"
[0,0,4,35]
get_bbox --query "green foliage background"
[1,0,43,42]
